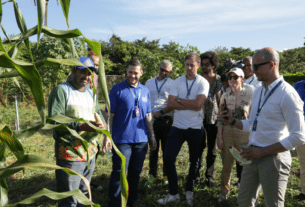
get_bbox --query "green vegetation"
[2,105,304,207]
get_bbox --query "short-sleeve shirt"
[170,75,209,129]
[110,80,151,144]
[202,74,223,124]
[145,77,175,116]
[244,74,262,89]
[220,84,255,121]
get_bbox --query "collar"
[263,75,283,92]
[125,79,142,88]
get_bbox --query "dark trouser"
[108,142,148,207]
[56,157,96,207]
[149,116,173,177]
[164,127,203,195]
[236,161,243,183]
[198,123,217,179]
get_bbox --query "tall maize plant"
[0,0,128,206]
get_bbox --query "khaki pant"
[238,151,291,207]
[296,144,305,194]
[221,125,249,194]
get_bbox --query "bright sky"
[1,0,305,53]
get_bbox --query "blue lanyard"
[155,77,168,97]
[185,75,197,99]
[249,76,255,84]
[252,80,282,130]
[129,87,141,108]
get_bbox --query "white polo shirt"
[170,75,209,129]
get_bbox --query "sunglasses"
[160,68,171,73]
[252,61,270,71]
[201,63,211,67]
[228,75,240,80]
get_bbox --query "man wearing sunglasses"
[220,47,305,207]
[145,60,175,186]
[242,56,262,89]
[197,51,222,188]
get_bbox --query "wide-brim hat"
[226,67,244,78]
[74,56,97,74]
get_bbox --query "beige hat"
[226,67,244,78]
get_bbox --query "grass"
[1,104,305,206]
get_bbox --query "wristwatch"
[178,98,182,103]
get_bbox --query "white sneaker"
[218,193,227,202]
[185,191,194,206]
[157,193,180,205]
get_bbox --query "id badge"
[135,108,140,117]
[252,119,257,131]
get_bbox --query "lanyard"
[155,77,168,97]
[252,80,282,131]
[185,75,197,99]
[249,76,255,84]
[129,87,141,108]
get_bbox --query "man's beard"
[202,69,211,74]
[73,76,88,87]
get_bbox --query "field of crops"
[0,103,304,207]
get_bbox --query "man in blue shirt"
[293,80,305,201]
[103,58,156,207]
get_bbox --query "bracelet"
[230,119,236,126]
[160,110,164,115]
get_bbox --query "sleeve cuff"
[241,120,251,132]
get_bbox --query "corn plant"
[0,0,128,206]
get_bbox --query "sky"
[1,0,305,53]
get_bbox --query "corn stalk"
[0,1,128,206]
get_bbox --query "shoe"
[163,176,168,186]
[157,193,180,205]
[218,193,227,202]
[294,193,305,201]
[90,183,103,191]
[185,191,193,206]
[144,174,155,187]
[206,177,215,188]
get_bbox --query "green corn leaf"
[14,123,44,140]
[12,1,33,62]
[0,52,45,124]
[59,0,71,28]
[0,178,8,207]
[3,188,100,207]
[36,0,45,46]
[98,55,110,113]
[0,24,10,43]
[0,126,24,159]
[46,113,128,206]
[0,38,5,52]
[0,69,19,78]
[5,26,101,56]
[68,38,78,58]
[0,0,2,23]
[0,154,96,206]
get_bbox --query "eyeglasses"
[160,68,171,73]
[252,61,270,71]
[228,75,240,80]
[201,63,211,67]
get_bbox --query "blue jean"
[108,142,148,207]
[164,127,203,195]
[56,157,96,207]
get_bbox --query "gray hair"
[160,60,172,69]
